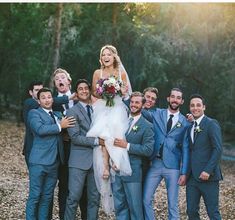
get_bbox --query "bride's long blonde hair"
[99,45,121,70]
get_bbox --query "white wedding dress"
[86,70,132,214]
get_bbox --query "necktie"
[86,105,92,121]
[193,121,198,141]
[127,117,134,133]
[49,111,56,124]
[167,114,174,133]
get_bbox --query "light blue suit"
[112,115,154,220]
[26,107,64,220]
[142,108,190,220]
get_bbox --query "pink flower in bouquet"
[96,75,123,107]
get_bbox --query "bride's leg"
[102,146,110,179]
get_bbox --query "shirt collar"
[195,114,205,125]
[42,108,52,114]
[167,109,180,118]
[130,114,141,123]
[79,101,90,109]
[58,90,72,97]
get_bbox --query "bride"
[86,45,132,214]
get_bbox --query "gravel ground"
[0,120,234,220]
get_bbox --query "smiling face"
[100,48,115,68]
[38,91,53,110]
[167,90,184,112]
[144,91,157,109]
[76,82,91,103]
[130,95,143,116]
[54,72,71,93]
[190,97,205,119]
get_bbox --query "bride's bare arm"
[92,69,101,98]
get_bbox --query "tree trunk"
[112,4,118,45]
[49,3,63,89]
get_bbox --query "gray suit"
[64,102,100,220]
[186,115,223,220]
[112,115,154,220]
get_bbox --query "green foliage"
[0,3,235,132]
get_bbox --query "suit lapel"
[126,116,143,138]
[159,109,168,134]
[169,113,184,133]
[38,107,55,124]
[77,102,91,125]
[194,116,207,143]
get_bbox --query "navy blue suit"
[26,108,64,220]
[186,116,223,220]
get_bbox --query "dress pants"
[143,159,180,220]
[26,161,58,220]
[186,176,221,220]
[64,167,100,220]
[112,175,144,220]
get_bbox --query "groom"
[112,91,154,220]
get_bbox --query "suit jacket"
[188,115,223,182]
[121,115,154,182]
[66,102,97,170]
[23,98,39,157]
[23,95,72,157]
[28,107,64,165]
[142,108,190,175]
[52,91,77,114]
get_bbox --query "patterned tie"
[49,111,56,124]
[167,114,174,133]
[86,105,92,121]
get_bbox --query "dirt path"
[0,121,234,219]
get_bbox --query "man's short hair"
[75,79,91,90]
[130,91,146,104]
[28,81,43,91]
[53,68,72,81]
[143,87,158,97]
[37,87,52,100]
[169,87,183,98]
[189,93,206,105]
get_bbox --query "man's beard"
[169,102,180,111]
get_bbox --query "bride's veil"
[120,62,132,96]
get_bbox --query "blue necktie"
[49,111,56,124]
[86,105,92,121]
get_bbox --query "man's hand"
[60,116,76,129]
[69,92,78,101]
[178,175,187,186]
[98,137,105,146]
[114,138,128,148]
[186,113,194,122]
[199,171,210,181]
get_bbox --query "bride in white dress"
[86,45,132,214]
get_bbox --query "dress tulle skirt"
[86,96,132,214]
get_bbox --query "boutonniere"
[176,122,182,128]
[194,125,203,133]
[132,125,139,132]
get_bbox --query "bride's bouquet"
[96,75,123,107]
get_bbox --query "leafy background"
[0,3,234,142]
